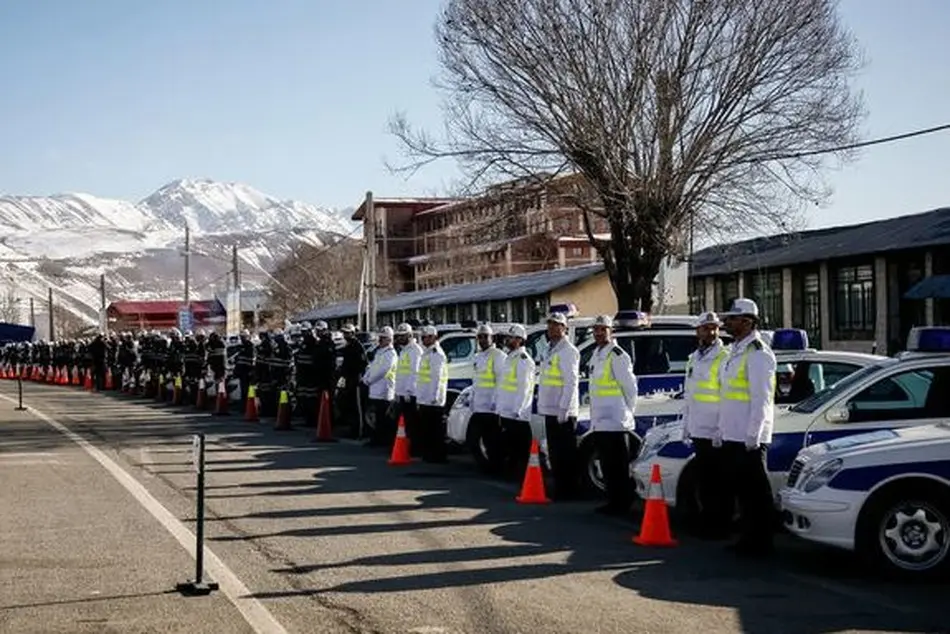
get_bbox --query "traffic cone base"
[213,380,228,416]
[274,390,292,429]
[632,464,678,547]
[388,415,412,465]
[244,385,259,422]
[516,438,550,504]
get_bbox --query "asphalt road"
[0,380,947,634]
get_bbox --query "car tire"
[675,462,703,526]
[578,434,641,500]
[857,481,950,580]
[465,415,493,474]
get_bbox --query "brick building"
[351,175,607,294]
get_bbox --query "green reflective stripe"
[540,353,564,387]
[500,360,519,392]
[690,348,727,403]
[397,352,412,376]
[418,357,431,383]
[591,352,622,397]
[476,353,496,388]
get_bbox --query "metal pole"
[184,225,191,307]
[29,298,35,327]
[15,376,25,411]
[100,274,107,334]
[232,245,239,290]
[365,191,377,332]
[194,433,206,584]
[48,288,54,340]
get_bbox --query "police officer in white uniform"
[495,324,536,479]
[362,326,397,447]
[681,311,730,538]
[394,323,423,456]
[537,312,581,499]
[586,315,638,516]
[719,298,778,557]
[470,323,507,474]
[415,325,448,463]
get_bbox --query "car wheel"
[858,482,950,580]
[578,439,606,497]
[675,462,703,526]
[465,416,493,474]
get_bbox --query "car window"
[579,333,723,377]
[846,367,950,423]
[813,362,861,389]
[789,363,886,414]
[441,335,475,362]
[526,329,549,363]
[775,361,862,405]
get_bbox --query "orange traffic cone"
[105,369,114,390]
[387,415,412,465]
[46,367,55,384]
[314,390,336,443]
[84,369,94,391]
[516,438,551,504]
[172,376,183,405]
[195,378,207,410]
[244,385,259,422]
[213,380,228,416]
[274,390,292,429]
[70,367,79,386]
[632,464,678,547]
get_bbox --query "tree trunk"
[601,213,664,313]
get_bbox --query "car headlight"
[798,458,843,493]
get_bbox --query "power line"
[760,122,950,162]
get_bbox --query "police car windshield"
[788,362,891,414]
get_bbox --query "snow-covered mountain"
[0,178,358,331]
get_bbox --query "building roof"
[295,263,606,322]
[691,207,950,277]
[350,197,457,221]
[109,299,224,316]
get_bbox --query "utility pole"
[231,245,239,290]
[365,191,377,332]
[184,225,191,307]
[48,287,54,340]
[99,273,107,333]
[29,298,35,327]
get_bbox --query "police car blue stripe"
[828,461,950,492]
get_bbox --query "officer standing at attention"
[587,315,638,516]
[470,323,507,474]
[681,311,731,539]
[415,325,448,463]
[393,323,423,455]
[362,326,398,447]
[537,312,581,500]
[495,324,537,479]
[718,298,778,558]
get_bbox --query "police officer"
[537,312,581,500]
[586,315,638,517]
[414,325,447,463]
[338,324,368,438]
[719,298,778,557]
[470,323,507,474]
[393,323,423,455]
[495,324,536,479]
[681,311,731,539]
[362,326,398,447]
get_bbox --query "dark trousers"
[544,415,579,499]
[237,376,251,408]
[297,389,318,426]
[418,404,447,463]
[471,412,504,474]
[593,431,632,511]
[340,381,362,437]
[395,397,420,457]
[692,438,729,535]
[722,442,775,548]
[500,417,533,480]
[369,398,394,446]
[94,365,106,391]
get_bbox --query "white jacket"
[394,340,423,399]
[682,339,728,440]
[415,343,447,407]
[536,337,580,419]
[587,342,638,432]
[495,347,536,422]
[471,346,506,414]
[363,344,397,401]
[717,332,777,445]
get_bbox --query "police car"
[635,326,950,523]
[779,422,950,579]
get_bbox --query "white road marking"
[0,396,288,634]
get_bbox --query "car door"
[803,365,950,448]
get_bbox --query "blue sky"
[0,0,947,229]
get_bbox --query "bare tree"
[268,238,364,321]
[0,285,21,323]
[390,0,864,310]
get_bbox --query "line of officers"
[361,298,778,558]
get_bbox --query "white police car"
[780,422,950,579]
[634,326,950,523]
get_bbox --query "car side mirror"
[824,407,850,424]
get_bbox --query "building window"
[688,277,705,314]
[510,297,525,324]
[528,296,548,323]
[792,270,821,347]
[475,301,491,321]
[458,303,474,322]
[749,270,783,329]
[444,303,458,324]
[715,275,739,312]
[491,300,508,322]
[832,263,875,339]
